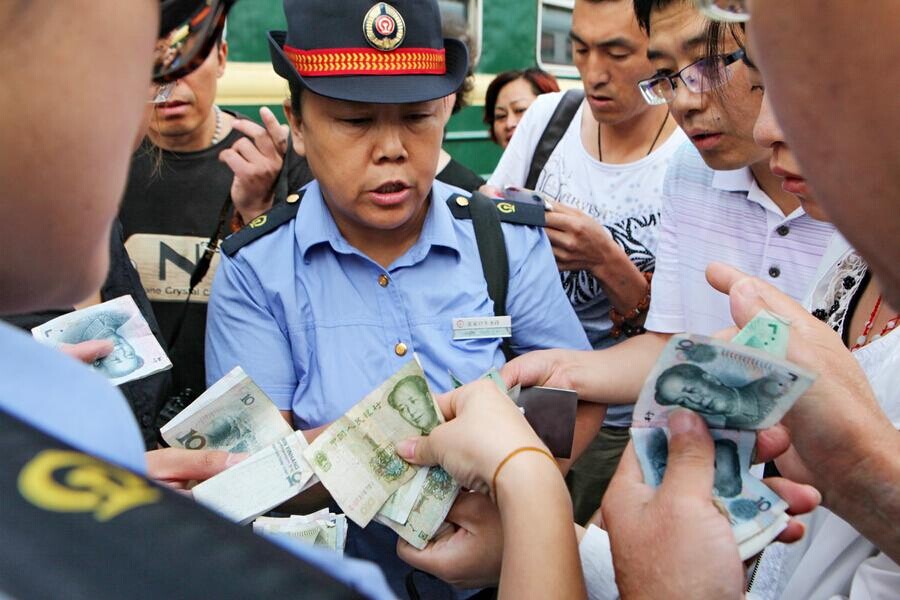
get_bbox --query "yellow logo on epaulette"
[18,450,160,522]
[249,215,268,229]
[497,202,516,214]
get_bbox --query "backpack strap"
[447,192,534,362]
[525,89,585,190]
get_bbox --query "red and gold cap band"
[284,45,446,77]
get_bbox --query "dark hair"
[704,21,749,95]
[633,0,684,34]
[441,18,476,115]
[483,68,560,143]
[288,80,303,119]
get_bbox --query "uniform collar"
[711,167,805,220]
[295,180,461,263]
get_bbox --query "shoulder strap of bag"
[466,192,515,361]
[525,89,585,190]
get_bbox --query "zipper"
[747,549,765,593]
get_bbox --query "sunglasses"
[694,0,750,23]
[154,0,237,84]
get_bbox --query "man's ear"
[216,41,228,78]
[283,98,305,157]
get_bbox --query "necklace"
[851,294,900,351]
[597,110,670,163]
[210,105,223,146]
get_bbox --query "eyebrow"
[647,32,710,61]
[569,30,636,51]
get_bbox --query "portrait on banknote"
[59,310,145,379]
[713,439,742,498]
[653,363,782,429]
[387,375,440,434]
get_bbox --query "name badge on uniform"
[452,316,512,340]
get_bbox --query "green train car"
[219,0,581,178]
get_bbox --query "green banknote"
[731,310,791,359]
[375,466,460,550]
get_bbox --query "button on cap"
[769,266,781,278]
[394,342,408,357]
[378,274,390,287]
[776,225,790,236]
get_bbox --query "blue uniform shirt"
[206,179,589,598]
[206,179,590,425]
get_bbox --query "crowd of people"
[0,0,897,599]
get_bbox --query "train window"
[538,0,578,77]
[439,0,482,66]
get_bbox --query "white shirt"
[645,143,835,336]
[489,91,687,426]
[750,233,900,600]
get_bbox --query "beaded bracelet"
[610,271,653,338]
[491,446,556,499]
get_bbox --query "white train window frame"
[439,0,483,68]
[537,0,579,78]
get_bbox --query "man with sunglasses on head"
[0,1,394,597]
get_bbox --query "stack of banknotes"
[253,510,348,555]
[631,311,816,559]
[304,359,460,550]
[162,366,317,524]
[32,295,172,385]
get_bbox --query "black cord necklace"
[598,110,670,162]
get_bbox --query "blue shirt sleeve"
[205,251,300,411]
[263,534,397,600]
[505,226,591,353]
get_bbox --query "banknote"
[633,334,815,430]
[253,510,348,554]
[737,512,790,561]
[31,295,172,385]
[160,366,293,454]
[377,465,430,525]
[304,359,443,527]
[631,427,788,545]
[731,310,791,359]
[375,466,460,550]
[192,431,314,525]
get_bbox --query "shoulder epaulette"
[446,193,546,227]
[222,190,305,257]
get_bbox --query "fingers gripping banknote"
[32,295,171,385]
[304,360,459,528]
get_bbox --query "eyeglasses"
[638,48,746,106]
[153,0,237,84]
[694,0,749,23]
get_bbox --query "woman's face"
[750,69,830,221]
[492,77,539,148]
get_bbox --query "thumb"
[60,339,114,364]
[658,410,715,499]
[396,436,440,467]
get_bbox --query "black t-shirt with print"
[119,119,245,412]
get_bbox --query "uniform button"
[768,266,781,278]
[776,225,790,236]
[378,274,390,287]
[455,196,469,207]
[286,193,301,204]
[394,342,408,357]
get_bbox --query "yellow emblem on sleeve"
[18,450,160,522]
[497,202,517,214]
[363,3,406,52]
[249,215,268,229]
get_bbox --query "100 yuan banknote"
[375,466,460,550]
[304,359,443,527]
[631,427,788,545]
[192,431,314,525]
[161,366,292,454]
[633,334,815,430]
[32,295,172,386]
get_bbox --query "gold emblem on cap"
[363,3,406,52]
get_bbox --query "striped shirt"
[646,144,835,335]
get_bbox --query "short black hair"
[633,0,684,34]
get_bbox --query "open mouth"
[370,181,412,206]
[374,181,409,194]
[689,132,723,150]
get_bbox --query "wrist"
[494,448,562,508]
